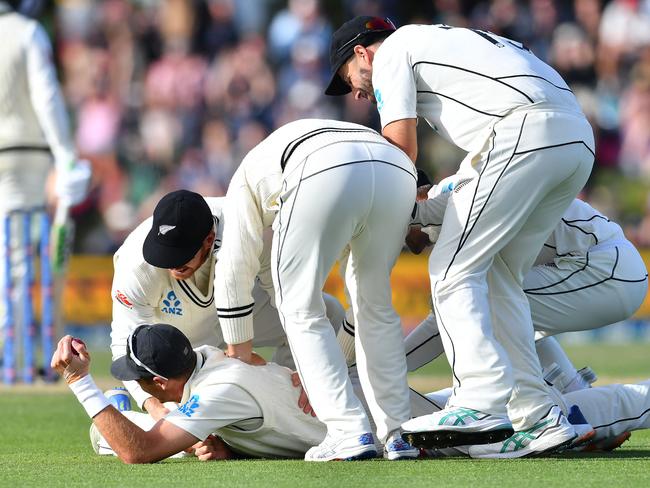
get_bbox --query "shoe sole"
[385,449,420,461]
[582,431,631,452]
[403,427,514,449]
[568,428,596,450]
[342,449,378,461]
[306,447,377,462]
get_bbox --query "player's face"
[169,250,204,280]
[340,53,376,103]
[168,231,214,280]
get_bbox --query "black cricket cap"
[142,189,213,269]
[416,168,432,187]
[325,16,397,96]
[111,324,196,381]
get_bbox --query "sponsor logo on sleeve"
[161,290,183,316]
[374,88,384,111]
[178,394,200,417]
[115,291,133,309]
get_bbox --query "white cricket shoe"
[304,432,377,462]
[402,407,513,449]
[89,423,115,456]
[468,405,577,459]
[384,431,420,460]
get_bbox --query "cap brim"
[324,50,352,96]
[110,355,149,381]
[325,70,352,96]
[142,229,200,269]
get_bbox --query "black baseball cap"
[142,190,214,269]
[325,16,397,96]
[111,324,196,381]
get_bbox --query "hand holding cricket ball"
[51,336,91,384]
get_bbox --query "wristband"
[68,375,111,418]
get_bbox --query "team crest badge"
[158,225,176,235]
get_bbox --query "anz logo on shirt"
[161,290,183,316]
[178,394,200,417]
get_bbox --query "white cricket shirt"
[165,346,326,458]
[372,24,583,152]
[214,118,390,345]
[0,3,76,168]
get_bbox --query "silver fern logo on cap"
[158,225,177,235]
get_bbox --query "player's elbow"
[119,450,157,464]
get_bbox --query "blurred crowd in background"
[40,0,650,252]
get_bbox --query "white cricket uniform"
[165,346,327,458]
[0,3,77,359]
[214,118,416,442]
[409,185,648,414]
[111,198,290,408]
[95,348,650,459]
[373,24,595,429]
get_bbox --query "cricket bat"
[50,201,74,274]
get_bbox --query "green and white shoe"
[468,406,577,458]
[402,406,513,449]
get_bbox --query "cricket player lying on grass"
[110,189,347,421]
[52,325,650,463]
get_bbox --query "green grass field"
[1,343,649,488]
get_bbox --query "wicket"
[2,208,55,384]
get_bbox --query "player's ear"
[353,44,367,61]
[152,376,167,389]
[204,229,216,247]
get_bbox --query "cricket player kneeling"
[51,324,328,463]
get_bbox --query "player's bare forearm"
[382,118,418,163]
[93,408,198,464]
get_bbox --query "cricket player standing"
[0,0,90,375]
[214,118,418,461]
[327,17,595,455]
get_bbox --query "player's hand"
[226,341,254,364]
[291,372,316,417]
[143,397,170,421]
[51,335,91,384]
[416,184,432,202]
[249,352,266,366]
[193,435,232,461]
[405,226,431,254]
[55,159,92,206]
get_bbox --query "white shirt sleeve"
[110,265,159,408]
[165,384,262,441]
[373,34,418,129]
[214,167,265,345]
[412,185,452,244]
[25,23,76,171]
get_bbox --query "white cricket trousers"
[430,106,595,429]
[272,140,416,442]
[404,241,648,374]
[0,151,51,351]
